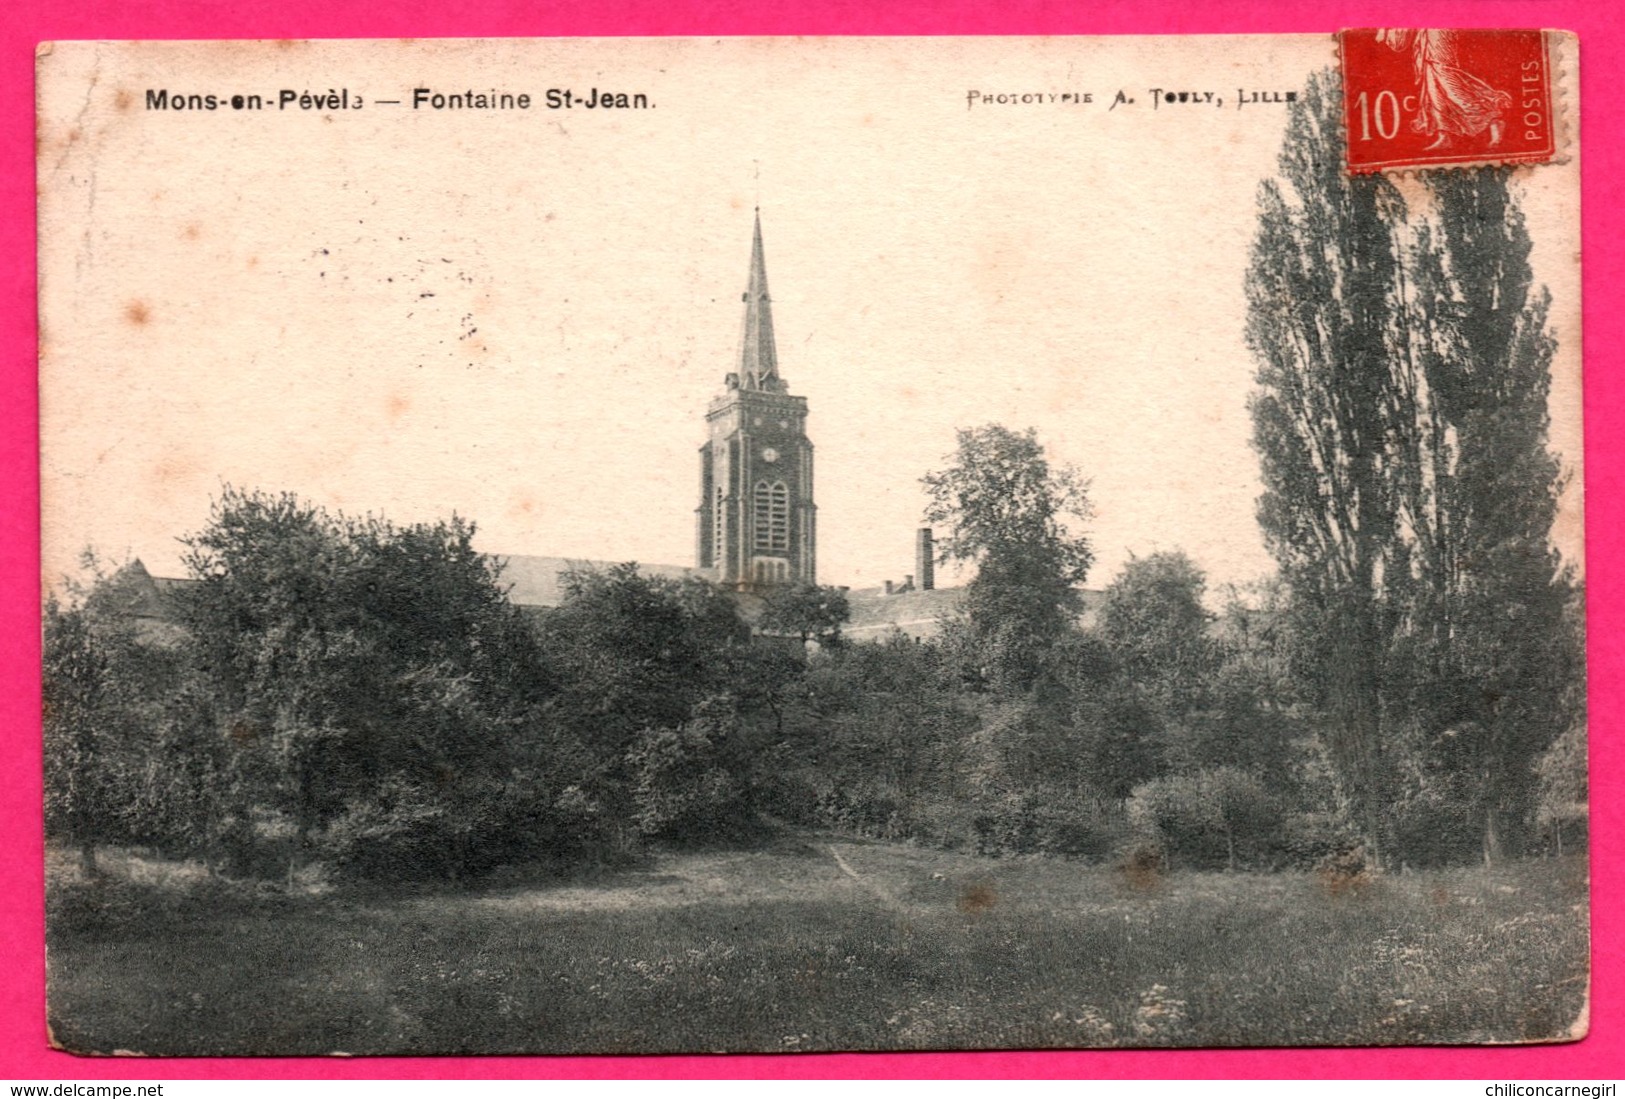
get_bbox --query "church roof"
[737,209,783,391]
[492,555,703,609]
[125,556,1099,644]
[131,555,702,616]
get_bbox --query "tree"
[44,559,141,876]
[534,564,752,839]
[537,564,748,743]
[1127,767,1278,871]
[757,582,851,646]
[1534,720,1587,856]
[768,633,975,842]
[1245,71,1412,861]
[1035,631,1165,801]
[1399,170,1582,862]
[922,425,1093,687]
[1098,551,1215,712]
[43,554,215,874]
[1211,577,1300,712]
[179,487,541,880]
[1247,72,1582,863]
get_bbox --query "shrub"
[1389,779,1484,867]
[315,777,529,882]
[970,787,1126,858]
[627,719,750,844]
[1127,767,1279,870]
[1275,810,1361,868]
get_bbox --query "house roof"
[843,584,1106,641]
[844,586,967,639]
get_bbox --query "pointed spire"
[737,209,782,391]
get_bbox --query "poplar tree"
[1244,71,1411,860]
[1247,72,1582,863]
[1397,169,1581,861]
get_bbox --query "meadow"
[45,838,1588,1055]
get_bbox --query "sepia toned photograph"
[37,34,1586,1055]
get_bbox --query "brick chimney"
[916,528,935,591]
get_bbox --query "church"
[694,211,817,591]
[500,209,968,639]
[120,212,970,641]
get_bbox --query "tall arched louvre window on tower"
[713,486,726,564]
[753,480,789,552]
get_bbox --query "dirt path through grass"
[404,844,889,920]
[826,844,911,915]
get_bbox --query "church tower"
[695,211,816,589]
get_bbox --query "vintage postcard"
[37,34,1585,1054]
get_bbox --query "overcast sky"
[39,36,1581,595]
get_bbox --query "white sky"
[38,36,1581,594]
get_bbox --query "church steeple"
[737,209,785,392]
[697,210,816,589]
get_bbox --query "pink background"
[3,0,1618,1081]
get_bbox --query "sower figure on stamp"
[1378,28,1512,149]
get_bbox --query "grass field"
[45,838,1588,1055]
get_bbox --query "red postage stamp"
[1339,28,1557,174]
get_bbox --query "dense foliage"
[1245,73,1584,865]
[44,86,1584,877]
[923,425,1093,688]
[45,493,768,881]
[43,555,209,874]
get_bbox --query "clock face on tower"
[761,447,779,463]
